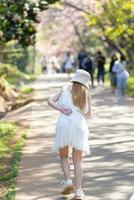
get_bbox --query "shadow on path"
[15,74,134,200]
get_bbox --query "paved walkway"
[15,74,134,200]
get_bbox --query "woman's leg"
[122,78,127,96]
[117,78,122,98]
[97,69,100,84]
[59,146,70,180]
[59,147,73,195]
[72,148,83,190]
[90,71,94,87]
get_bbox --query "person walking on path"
[40,55,48,73]
[96,51,106,85]
[77,49,87,70]
[48,69,91,200]
[109,54,118,93]
[112,55,129,100]
[62,52,74,75]
[82,55,94,88]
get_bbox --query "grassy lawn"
[0,122,27,200]
[104,75,134,97]
[6,75,36,86]
[20,86,34,95]
[126,77,134,97]
[103,62,134,97]
[0,63,37,87]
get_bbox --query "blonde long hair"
[71,82,87,111]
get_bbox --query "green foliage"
[3,133,27,200]
[0,122,27,199]
[0,63,34,86]
[126,77,134,97]
[2,132,27,200]
[2,132,27,182]
[85,0,134,66]
[0,63,27,77]
[20,86,34,94]
[0,123,18,158]
[4,42,29,72]
[0,0,59,47]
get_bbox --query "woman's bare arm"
[47,89,72,115]
[85,93,91,118]
[48,89,63,112]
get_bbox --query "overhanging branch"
[64,1,90,15]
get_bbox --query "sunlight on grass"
[20,86,34,94]
[126,77,134,97]
[0,123,18,158]
[0,122,27,199]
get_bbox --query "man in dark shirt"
[82,55,94,87]
[77,49,87,69]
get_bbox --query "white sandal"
[74,189,85,200]
[61,179,74,195]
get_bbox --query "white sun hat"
[71,69,91,88]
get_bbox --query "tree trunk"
[0,42,4,63]
[70,19,85,49]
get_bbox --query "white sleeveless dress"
[52,85,91,155]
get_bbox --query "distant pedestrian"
[48,69,91,200]
[96,51,106,85]
[82,55,94,87]
[40,56,48,73]
[112,55,129,99]
[51,56,60,73]
[62,52,74,75]
[77,49,87,70]
[109,54,118,92]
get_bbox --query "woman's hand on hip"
[85,111,91,119]
[61,108,72,115]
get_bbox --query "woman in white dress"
[48,69,91,200]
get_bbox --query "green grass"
[0,123,18,159]
[104,72,110,87]
[0,63,37,86]
[6,75,23,86]
[0,122,27,200]
[6,75,37,86]
[126,77,134,97]
[103,63,134,97]
[104,76,134,97]
[3,133,27,200]
[20,86,34,94]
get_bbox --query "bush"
[0,63,32,86]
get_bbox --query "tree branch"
[64,1,90,15]
[70,18,85,48]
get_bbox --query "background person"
[82,55,94,87]
[109,54,118,92]
[112,55,129,99]
[96,51,106,85]
[77,49,87,70]
[40,55,48,73]
[62,52,74,75]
